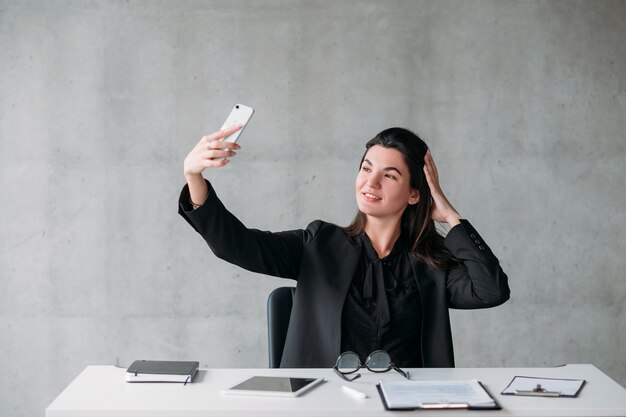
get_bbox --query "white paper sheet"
[379,379,496,409]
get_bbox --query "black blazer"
[179,181,510,368]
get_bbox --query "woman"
[179,126,509,368]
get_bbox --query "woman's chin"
[357,204,382,217]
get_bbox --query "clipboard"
[501,376,586,398]
[376,380,501,410]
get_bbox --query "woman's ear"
[408,190,420,205]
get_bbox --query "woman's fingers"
[202,124,242,143]
[183,126,243,176]
[196,150,233,169]
[423,150,461,225]
[206,139,240,152]
[202,148,237,161]
[423,150,440,193]
[201,156,230,168]
[424,150,439,185]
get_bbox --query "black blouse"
[340,233,423,368]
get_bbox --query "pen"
[342,385,368,399]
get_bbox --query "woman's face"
[355,145,419,221]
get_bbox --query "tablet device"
[222,376,324,397]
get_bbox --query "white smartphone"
[220,103,254,143]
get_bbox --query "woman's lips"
[362,192,382,202]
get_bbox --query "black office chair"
[267,286,296,368]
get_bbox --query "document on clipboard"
[501,376,586,397]
[377,379,500,410]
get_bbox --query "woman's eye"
[385,174,397,180]
[361,166,371,172]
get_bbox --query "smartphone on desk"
[220,103,254,143]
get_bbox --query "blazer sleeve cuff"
[178,179,220,233]
[444,219,494,257]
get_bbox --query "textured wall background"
[1,1,625,416]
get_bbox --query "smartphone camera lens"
[235,105,239,109]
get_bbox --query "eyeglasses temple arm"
[392,364,411,380]
[334,367,362,382]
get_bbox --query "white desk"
[46,364,626,417]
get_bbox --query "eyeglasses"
[333,350,411,381]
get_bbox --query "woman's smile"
[362,191,382,202]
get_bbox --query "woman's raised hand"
[183,125,242,178]
[183,125,242,208]
[423,150,462,227]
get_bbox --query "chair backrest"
[267,286,296,368]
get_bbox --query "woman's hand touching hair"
[423,150,462,227]
[183,125,242,208]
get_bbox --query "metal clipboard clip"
[421,402,469,409]
[516,384,561,397]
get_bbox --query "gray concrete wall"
[1,1,625,415]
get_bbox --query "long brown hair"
[343,127,457,269]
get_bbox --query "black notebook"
[126,360,199,383]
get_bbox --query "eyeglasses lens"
[336,353,360,373]
[366,351,391,372]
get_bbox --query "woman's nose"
[366,174,381,188]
